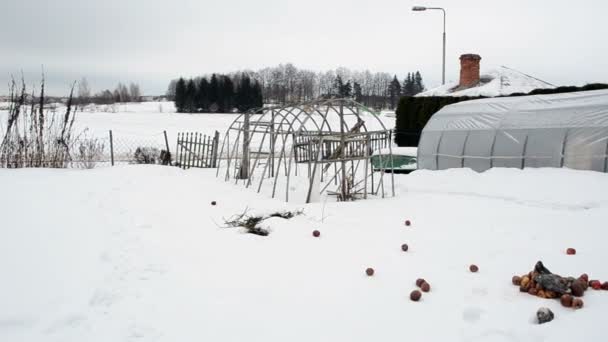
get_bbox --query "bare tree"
[116,83,130,103]
[77,77,91,106]
[166,79,177,100]
[129,83,141,102]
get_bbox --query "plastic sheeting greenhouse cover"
[417,89,608,172]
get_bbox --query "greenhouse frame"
[417,89,608,172]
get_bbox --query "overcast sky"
[2,0,607,95]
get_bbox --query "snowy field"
[1,166,608,341]
[1,101,395,144]
[1,102,608,341]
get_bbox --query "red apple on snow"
[312,230,320,237]
[566,248,576,255]
[410,290,422,301]
[590,280,602,290]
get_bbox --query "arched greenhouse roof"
[418,89,608,172]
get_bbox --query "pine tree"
[389,75,402,109]
[252,81,263,108]
[220,75,235,113]
[208,74,220,112]
[196,78,210,112]
[341,81,352,97]
[236,75,252,112]
[174,77,187,112]
[353,82,363,102]
[403,73,415,96]
[414,71,424,95]
[185,79,197,113]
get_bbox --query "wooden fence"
[176,131,220,169]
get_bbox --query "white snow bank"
[1,166,607,341]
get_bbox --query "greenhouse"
[417,89,608,172]
[216,99,395,203]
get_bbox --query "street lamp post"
[412,6,446,85]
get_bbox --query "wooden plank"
[176,133,182,169]
[186,132,193,169]
[203,134,209,167]
[196,132,203,168]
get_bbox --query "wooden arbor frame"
[216,98,395,203]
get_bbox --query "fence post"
[109,130,114,166]
[212,131,220,168]
[163,130,171,165]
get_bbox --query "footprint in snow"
[462,306,484,323]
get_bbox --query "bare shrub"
[133,147,161,164]
[0,76,78,168]
[77,134,105,169]
[222,208,303,236]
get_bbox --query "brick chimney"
[459,54,482,88]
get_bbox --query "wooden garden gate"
[176,131,220,169]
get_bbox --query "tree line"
[77,77,142,105]
[172,74,263,113]
[168,64,426,110]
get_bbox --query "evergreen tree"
[353,82,363,102]
[220,75,235,112]
[403,73,415,96]
[236,75,253,112]
[208,74,220,112]
[414,71,424,95]
[252,81,263,108]
[389,75,402,109]
[196,78,210,112]
[174,77,187,112]
[185,79,197,113]
[341,81,352,97]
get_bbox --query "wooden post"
[239,112,250,179]
[163,130,171,165]
[270,109,275,177]
[176,132,182,169]
[339,102,348,201]
[212,131,219,168]
[109,130,114,166]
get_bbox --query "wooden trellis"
[216,99,395,203]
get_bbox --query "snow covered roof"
[416,66,555,98]
[424,88,608,131]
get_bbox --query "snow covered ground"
[0,102,395,156]
[1,165,608,342]
[1,102,607,341]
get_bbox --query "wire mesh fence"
[0,130,173,169]
[0,130,227,170]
